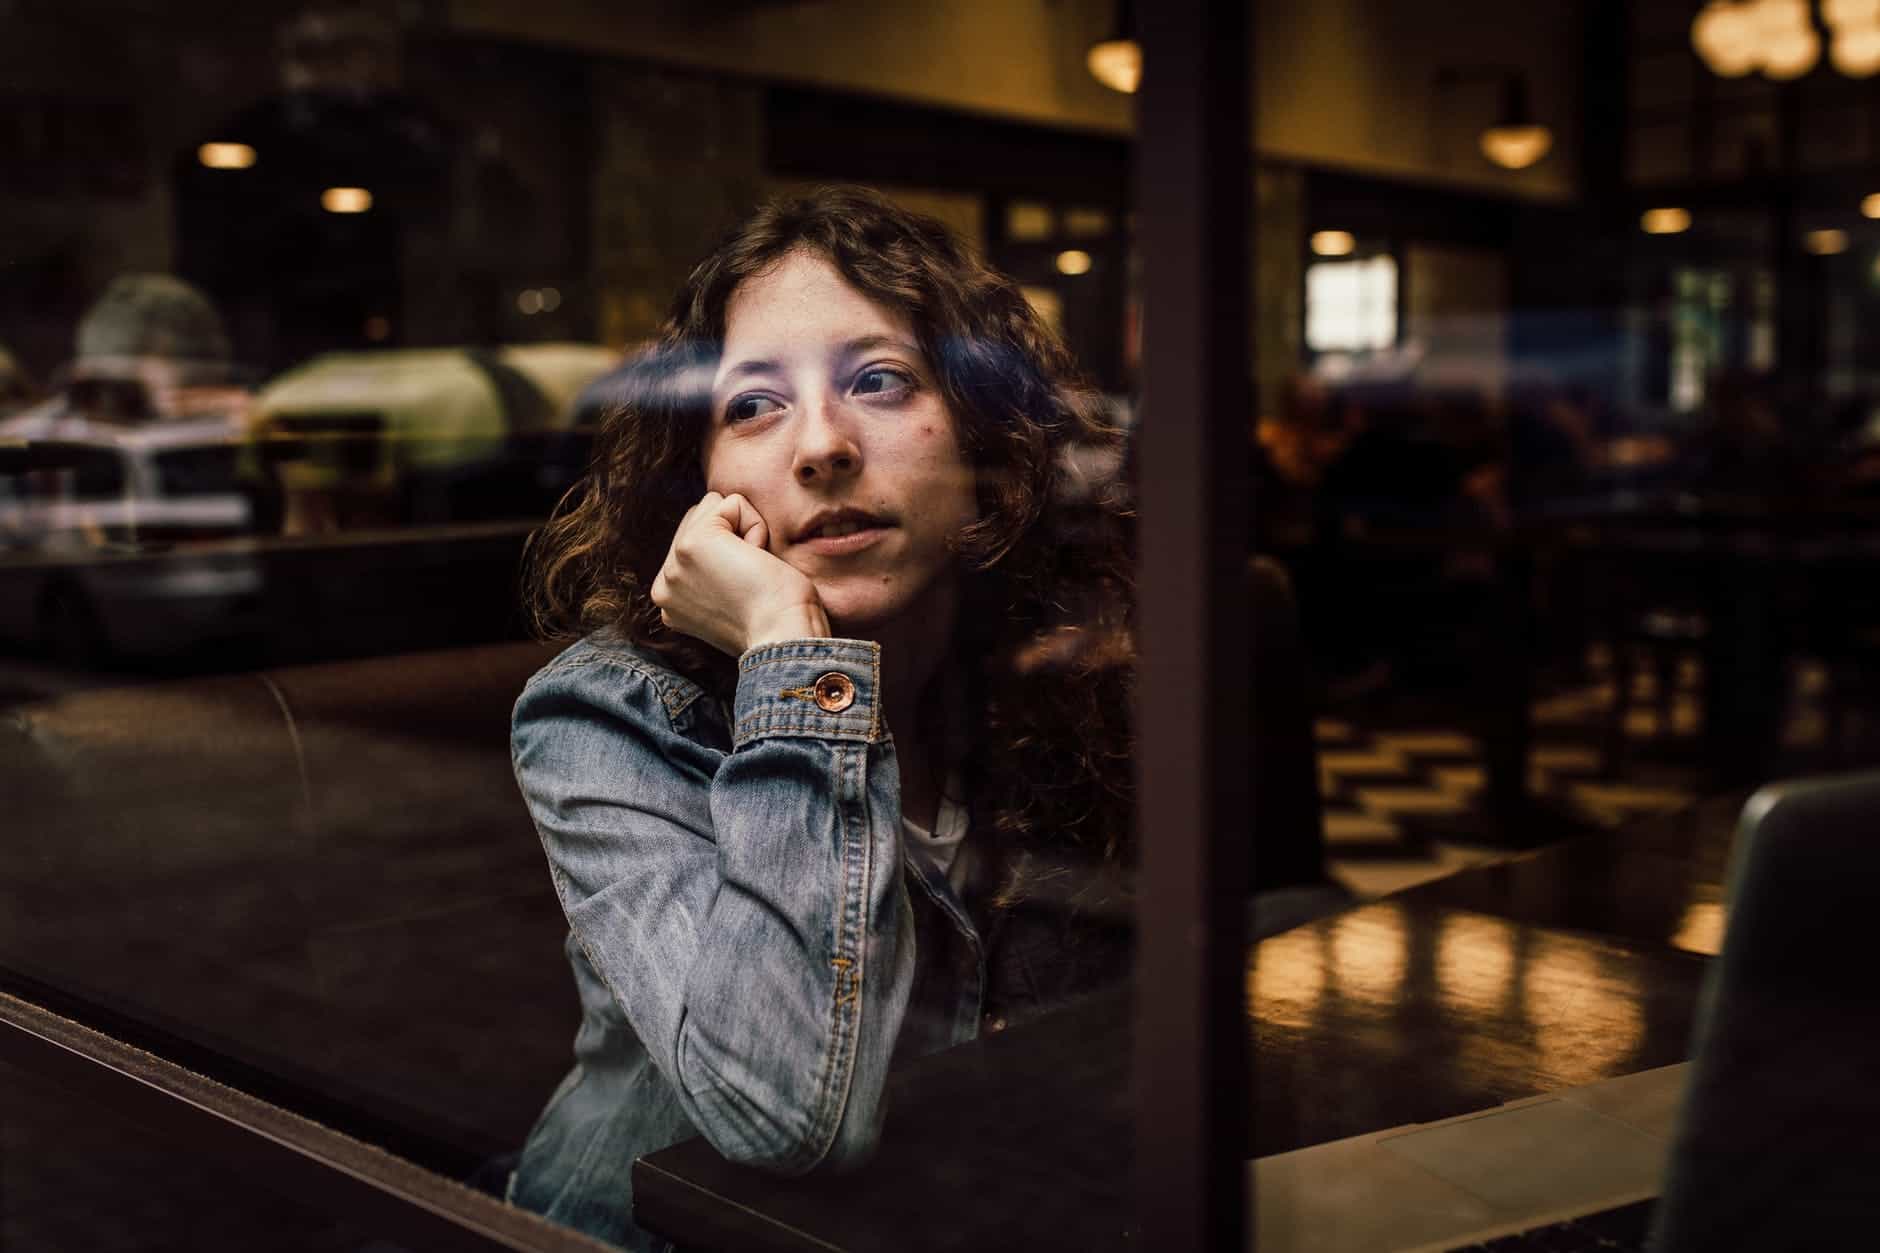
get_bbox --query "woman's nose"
[792,396,861,485]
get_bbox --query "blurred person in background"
[501,187,1136,1250]
[1252,375,1349,554]
[0,274,247,439]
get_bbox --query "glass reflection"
[1523,938,1646,1085]
[1435,912,1518,1013]
[12,0,1880,1246]
[1327,905,1411,1008]
[1249,927,1328,1029]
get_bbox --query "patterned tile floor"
[1318,654,1769,899]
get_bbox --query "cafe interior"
[4,0,1880,1249]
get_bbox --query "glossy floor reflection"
[1247,899,1708,1156]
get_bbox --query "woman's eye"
[852,366,914,399]
[725,394,781,424]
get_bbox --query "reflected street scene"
[6,1,1880,1251]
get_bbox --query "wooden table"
[633,800,1736,1251]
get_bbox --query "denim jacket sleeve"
[510,636,916,1175]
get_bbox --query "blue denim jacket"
[506,633,1129,1250]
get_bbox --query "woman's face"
[701,249,978,634]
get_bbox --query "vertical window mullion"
[1133,0,1254,1249]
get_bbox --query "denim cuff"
[733,638,884,747]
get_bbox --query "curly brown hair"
[525,185,1136,901]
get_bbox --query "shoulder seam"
[526,641,705,721]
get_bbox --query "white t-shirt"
[902,777,971,894]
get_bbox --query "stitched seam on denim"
[835,740,872,1157]
[734,715,874,742]
[867,643,881,739]
[801,738,867,1170]
[804,740,852,1165]
[737,639,879,672]
[529,643,704,719]
[546,857,615,1020]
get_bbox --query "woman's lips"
[798,525,891,556]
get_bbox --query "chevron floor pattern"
[1315,651,1785,898]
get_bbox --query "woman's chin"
[817,581,924,640]
[820,598,902,639]
[816,568,957,645]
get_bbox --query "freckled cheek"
[702,451,788,544]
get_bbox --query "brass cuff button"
[812,671,856,713]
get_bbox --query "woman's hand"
[651,492,830,654]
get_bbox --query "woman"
[507,186,1135,1249]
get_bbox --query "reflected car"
[0,413,269,664]
[250,343,617,530]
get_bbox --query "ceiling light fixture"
[1825,0,1880,25]
[1763,23,1822,78]
[198,142,257,170]
[321,187,373,214]
[1641,208,1693,235]
[1055,250,1094,276]
[1310,230,1357,257]
[1087,0,1141,94]
[1692,1,1763,76]
[1832,24,1880,73]
[1478,76,1554,170]
[1690,0,1875,79]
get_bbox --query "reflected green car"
[251,344,617,509]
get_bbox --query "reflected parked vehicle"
[250,343,616,531]
[0,414,271,665]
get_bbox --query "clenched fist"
[650,492,830,655]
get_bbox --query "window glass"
[3,4,1142,1250]
[10,1,1877,1249]
[0,1058,489,1252]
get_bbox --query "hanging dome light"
[197,142,257,170]
[1087,39,1141,94]
[1310,230,1357,257]
[321,187,373,214]
[1480,125,1553,170]
[1087,0,1141,94]
[1478,75,1553,170]
[1833,25,1880,74]
[1762,23,1822,78]
[1692,2,1762,77]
